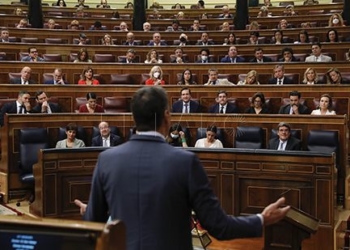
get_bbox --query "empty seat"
[279,1,294,6]
[8,72,21,83]
[21,37,39,43]
[234,126,264,149]
[109,74,131,84]
[307,130,339,158]
[103,97,129,113]
[0,52,6,61]
[69,53,78,62]
[283,73,299,84]
[93,54,116,63]
[45,38,64,44]
[43,54,62,62]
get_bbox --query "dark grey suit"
[268,136,302,150]
[84,135,263,250]
[172,100,200,113]
[10,78,37,84]
[91,134,123,147]
[278,104,310,114]
[32,102,62,113]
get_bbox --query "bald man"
[10,66,37,84]
[91,121,123,147]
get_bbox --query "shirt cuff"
[256,213,264,226]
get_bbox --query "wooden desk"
[30,147,336,250]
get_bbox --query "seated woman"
[74,48,92,63]
[220,22,230,32]
[279,47,299,62]
[311,94,336,115]
[144,49,163,64]
[303,0,318,5]
[13,7,23,16]
[271,30,284,44]
[124,1,133,8]
[195,126,223,148]
[177,69,197,85]
[325,68,350,84]
[78,92,104,113]
[237,70,260,85]
[302,68,319,85]
[283,5,297,16]
[78,67,100,85]
[326,29,339,43]
[69,19,80,30]
[55,0,67,6]
[56,123,85,148]
[165,124,188,147]
[223,33,236,45]
[248,21,260,31]
[245,92,270,114]
[145,66,165,85]
[294,30,310,44]
[101,34,115,45]
[16,18,28,29]
[327,13,345,27]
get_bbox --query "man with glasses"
[21,47,45,62]
[268,122,301,151]
[91,121,123,147]
[44,68,67,85]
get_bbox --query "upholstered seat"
[45,38,64,44]
[270,129,301,140]
[235,126,264,149]
[93,54,116,63]
[109,74,132,84]
[0,52,6,61]
[43,54,62,62]
[307,130,339,159]
[58,126,86,143]
[21,37,39,43]
[103,97,129,113]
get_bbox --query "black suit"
[172,100,200,113]
[32,102,62,113]
[195,41,215,46]
[268,136,301,151]
[244,106,270,114]
[268,77,294,85]
[170,57,189,63]
[119,58,137,63]
[209,103,239,114]
[10,78,36,84]
[278,104,310,114]
[0,101,34,126]
[250,56,273,63]
[91,134,123,147]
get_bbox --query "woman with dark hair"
[165,123,188,147]
[271,30,284,44]
[223,33,236,45]
[56,123,85,148]
[194,126,223,148]
[245,92,270,114]
[279,47,299,62]
[325,68,350,84]
[177,69,197,85]
[55,0,67,6]
[74,48,92,63]
[294,30,310,44]
[78,67,100,85]
[78,92,104,113]
[311,94,336,115]
[326,29,339,43]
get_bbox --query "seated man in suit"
[32,90,62,113]
[209,90,239,114]
[220,46,245,63]
[196,48,213,63]
[44,68,67,85]
[172,87,200,113]
[170,47,188,63]
[218,5,233,18]
[0,28,10,43]
[21,47,45,62]
[91,121,123,147]
[250,47,273,63]
[204,68,234,85]
[10,66,37,84]
[123,32,139,46]
[278,90,310,115]
[147,32,167,46]
[268,64,294,85]
[305,42,332,62]
[120,49,137,63]
[166,20,184,32]
[195,32,215,46]
[268,122,301,150]
[0,90,32,126]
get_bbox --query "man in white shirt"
[305,42,332,62]
[10,66,37,85]
[91,121,123,147]
[172,88,201,113]
[204,68,234,86]
[0,28,10,43]
[268,122,301,150]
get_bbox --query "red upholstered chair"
[45,38,64,44]
[103,97,129,113]
[284,73,299,84]
[43,54,62,62]
[8,73,21,83]
[109,74,132,84]
[21,37,39,43]
[75,97,87,113]
[93,54,116,63]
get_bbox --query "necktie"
[278,141,284,150]
[184,103,188,114]
[278,79,282,85]
[230,58,233,63]
[18,105,23,114]
[315,57,318,62]
[219,106,224,114]
[211,81,216,85]
[103,138,107,147]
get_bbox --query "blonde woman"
[144,49,163,64]
[311,94,336,115]
[237,70,260,85]
[328,13,345,27]
[145,66,165,85]
[221,22,230,32]
[101,34,114,45]
[325,68,350,84]
[302,68,318,85]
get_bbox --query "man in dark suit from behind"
[268,122,301,150]
[0,90,32,127]
[268,64,294,85]
[250,47,273,63]
[91,121,123,147]
[209,90,239,114]
[44,68,67,85]
[172,87,200,113]
[278,90,310,115]
[10,66,37,85]
[81,86,289,250]
[32,90,62,113]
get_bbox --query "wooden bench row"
[30,147,335,250]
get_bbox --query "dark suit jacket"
[84,135,262,250]
[0,102,17,126]
[44,80,69,85]
[172,100,200,113]
[32,102,62,113]
[278,104,310,114]
[21,56,45,62]
[268,136,302,150]
[244,106,270,114]
[195,41,215,46]
[250,56,273,63]
[91,134,123,147]
[147,41,167,46]
[209,103,239,113]
[10,78,37,84]
[195,58,214,63]
[268,77,294,85]
[220,56,245,63]
[123,41,140,46]
[119,58,137,63]
[170,57,189,63]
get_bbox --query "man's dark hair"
[180,87,191,95]
[200,48,210,55]
[27,47,36,53]
[312,41,321,48]
[35,90,45,100]
[217,90,227,97]
[131,86,168,131]
[277,122,291,132]
[254,47,263,52]
[94,21,102,28]
[18,90,29,97]
[250,31,259,37]
[289,90,301,99]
